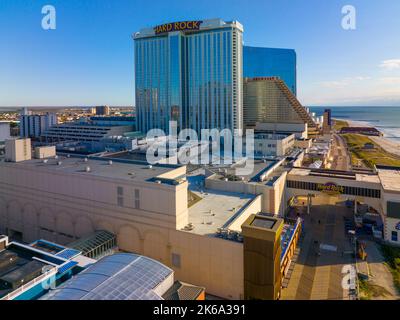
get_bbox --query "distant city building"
[94,106,111,116]
[253,133,295,157]
[41,124,133,143]
[243,46,297,95]
[88,116,136,127]
[20,112,58,139]
[134,19,243,134]
[243,77,317,132]
[339,127,383,136]
[322,109,332,134]
[0,122,11,142]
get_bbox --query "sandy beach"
[334,118,400,158]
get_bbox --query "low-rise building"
[255,122,308,139]
[253,133,295,157]
[0,236,94,300]
[41,253,204,300]
[41,123,133,143]
[20,112,58,139]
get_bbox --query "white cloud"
[354,76,371,81]
[379,77,400,85]
[319,76,371,88]
[301,75,400,105]
[379,59,400,70]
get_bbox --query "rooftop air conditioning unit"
[108,160,113,165]
[57,161,62,166]
[84,157,88,162]
[85,166,91,172]
[148,165,153,169]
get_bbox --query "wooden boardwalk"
[281,203,354,300]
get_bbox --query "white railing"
[0,268,57,300]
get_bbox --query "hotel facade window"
[243,46,297,95]
[134,189,140,209]
[134,19,243,134]
[117,186,124,207]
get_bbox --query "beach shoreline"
[333,117,400,158]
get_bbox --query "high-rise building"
[243,77,317,130]
[134,19,243,134]
[243,46,297,95]
[322,109,332,134]
[20,112,58,139]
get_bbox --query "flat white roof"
[187,189,254,236]
[1,155,183,184]
[378,168,400,193]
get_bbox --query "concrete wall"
[228,195,262,232]
[205,174,285,216]
[294,139,312,150]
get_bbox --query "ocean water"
[310,106,400,142]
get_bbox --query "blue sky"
[1,0,400,107]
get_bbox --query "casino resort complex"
[1,18,400,301]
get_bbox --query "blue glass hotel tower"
[243,46,297,95]
[134,19,243,134]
